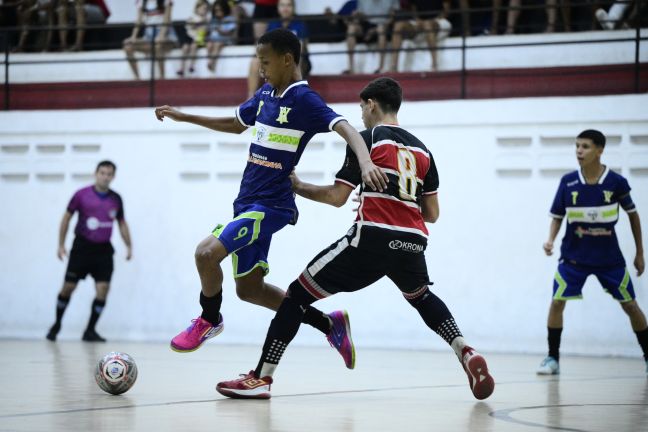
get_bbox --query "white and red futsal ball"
[95,352,138,395]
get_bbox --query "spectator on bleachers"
[13,0,54,52]
[251,0,278,43]
[123,0,177,80]
[321,0,357,42]
[504,0,570,34]
[56,0,110,51]
[388,0,451,72]
[206,0,238,73]
[458,0,499,36]
[247,0,307,97]
[176,0,209,77]
[344,0,399,75]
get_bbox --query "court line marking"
[0,375,642,419]
[489,403,648,432]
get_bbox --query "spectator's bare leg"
[376,24,387,73]
[72,0,85,51]
[155,43,167,79]
[123,40,140,79]
[14,5,33,52]
[560,0,571,32]
[345,21,359,74]
[506,0,521,34]
[178,43,190,75]
[57,1,68,50]
[41,0,54,51]
[207,41,224,72]
[491,0,501,34]
[248,57,261,98]
[188,42,199,72]
[546,0,557,32]
[422,20,439,71]
[460,0,471,36]
[388,21,406,72]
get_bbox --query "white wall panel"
[1,94,647,358]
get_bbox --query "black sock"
[548,327,563,361]
[86,298,106,332]
[302,306,331,335]
[200,291,222,325]
[634,328,648,361]
[405,287,463,345]
[254,296,305,377]
[55,294,70,324]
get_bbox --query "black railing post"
[149,24,156,107]
[3,30,9,110]
[634,24,640,93]
[460,34,466,99]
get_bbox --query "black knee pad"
[287,279,317,306]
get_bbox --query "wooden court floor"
[1,339,646,432]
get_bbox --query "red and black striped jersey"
[335,124,438,252]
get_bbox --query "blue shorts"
[212,204,293,279]
[552,261,635,302]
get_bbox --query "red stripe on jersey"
[358,196,428,235]
[371,142,430,181]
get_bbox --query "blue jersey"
[234,81,345,221]
[550,167,636,268]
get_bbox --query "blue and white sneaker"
[537,356,560,375]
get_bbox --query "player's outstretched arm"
[333,121,388,192]
[628,211,644,276]
[290,171,353,207]
[543,217,563,256]
[154,105,247,134]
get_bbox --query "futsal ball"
[95,351,138,395]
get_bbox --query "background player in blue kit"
[537,129,647,375]
[215,77,495,401]
[154,29,388,366]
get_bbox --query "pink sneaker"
[461,346,495,400]
[326,310,356,369]
[216,371,272,399]
[170,315,224,353]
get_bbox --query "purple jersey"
[67,186,124,244]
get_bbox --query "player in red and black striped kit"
[216,77,495,400]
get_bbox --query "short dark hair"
[359,77,402,114]
[258,28,301,66]
[96,160,116,173]
[577,129,606,148]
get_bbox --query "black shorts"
[295,234,431,300]
[252,4,279,20]
[64,237,114,283]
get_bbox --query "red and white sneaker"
[461,346,495,400]
[216,371,273,399]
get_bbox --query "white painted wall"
[1,94,647,359]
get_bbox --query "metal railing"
[1,2,646,109]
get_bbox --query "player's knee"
[286,279,315,306]
[194,239,225,267]
[550,299,566,311]
[404,286,432,307]
[60,282,77,296]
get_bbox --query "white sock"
[609,3,629,21]
[259,362,277,378]
[451,336,467,361]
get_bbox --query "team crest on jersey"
[603,190,613,203]
[571,191,579,205]
[255,125,268,141]
[276,107,291,124]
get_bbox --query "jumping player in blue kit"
[537,129,648,375]
[154,28,388,367]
